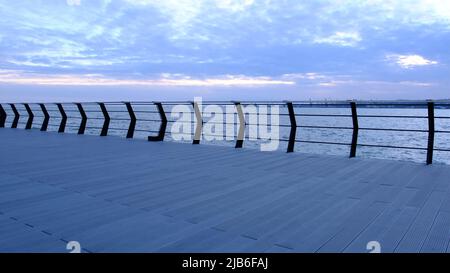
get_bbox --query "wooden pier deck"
[1,128,450,253]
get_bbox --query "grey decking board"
[242,194,341,241]
[395,191,447,252]
[376,207,419,253]
[0,215,66,253]
[316,201,388,252]
[439,194,450,213]
[421,211,450,253]
[1,128,449,252]
[212,178,334,233]
[343,187,418,252]
[272,198,362,250]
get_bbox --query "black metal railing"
[1,100,449,165]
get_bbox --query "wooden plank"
[343,187,417,252]
[395,191,446,252]
[1,128,450,252]
[316,201,387,252]
[421,211,450,253]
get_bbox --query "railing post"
[0,104,6,128]
[234,101,245,148]
[427,100,435,165]
[9,104,19,128]
[39,104,50,131]
[349,101,358,158]
[286,101,297,153]
[148,102,167,141]
[192,101,202,144]
[24,103,34,129]
[76,103,87,135]
[98,103,110,136]
[125,102,136,139]
[57,103,67,133]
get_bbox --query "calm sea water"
[5,103,450,165]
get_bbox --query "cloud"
[0,0,449,100]
[124,0,205,41]
[86,25,105,40]
[281,73,436,88]
[66,0,81,6]
[0,71,295,86]
[7,60,52,68]
[281,73,328,80]
[120,1,450,47]
[216,0,254,12]
[386,54,438,69]
[313,32,362,47]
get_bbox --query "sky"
[0,0,449,102]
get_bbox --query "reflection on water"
[5,104,450,165]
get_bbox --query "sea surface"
[5,103,450,165]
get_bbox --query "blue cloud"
[0,0,449,100]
